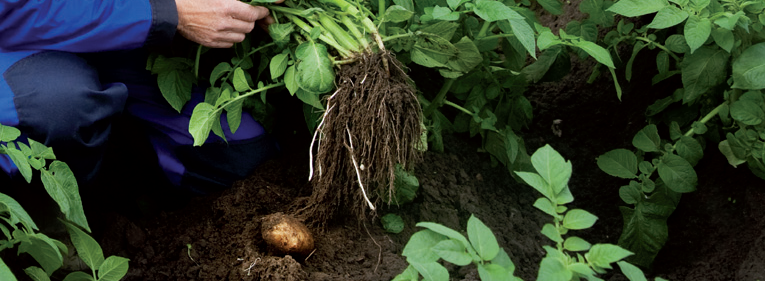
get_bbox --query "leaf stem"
[383,32,416,42]
[635,37,681,62]
[443,100,472,115]
[195,44,203,79]
[423,78,455,117]
[216,82,286,115]
[683,102,726,137]
[478,21,491,38]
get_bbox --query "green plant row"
[0,124,129,281]
[394,145,669,281]
[576,0,765,268]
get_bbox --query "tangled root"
[293,51,422,227]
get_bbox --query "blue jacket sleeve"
[0,0,178,52]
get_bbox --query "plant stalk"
[423,78,455,117]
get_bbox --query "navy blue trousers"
[0,50,278,194]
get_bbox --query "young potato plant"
[0,124,129,281]
[590,0,765,268]
[395,145,667,281]
[151,0,616,224]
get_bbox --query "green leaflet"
[17,233,62,276]
[447,37,482,73]
[97,256,130,281]
[411,262,449,281]
[0,124,21,142]
[411,33,458,68]
[537,0,563,15]
[473,0,524,22]
[150,56,194,112]
[732,43,765,90]
[530,144,572,195]
[658,154,697,193]
[189,103,219,146]
[394,164,420,204]
[431,240,472,266]
[402,230,446,263]
[384,5,414,22]
[607,0,668,17]
[675,136,704,166]
[40,161,89,232]
[564,236,592,252]
[683,15,711,54]
[681,47,729,103]
[63,220,105,272]
[647,6,688,29]
[23,266,46,281]
[209,62,232,86]
[579,0,615,27]
[730,99,765,125]
[269,52,290,80]
[574,41,615,68]
[499,18,536,58]
[477,263,511,281]
[562,209,598,230]
[0,193,37,231]
[381,213,405,234]
[586,244,633,270]
[617,261,648,281]
[711,27,734,53]
[632,124,661,152]
[537,257,571,281]
[598,149,639,179]
[618,184,677,267]
[295,41,335,94]
[467,214,499,260]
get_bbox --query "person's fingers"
[257,15,276,32]
[227,1,271,22]
[222,18,256,34]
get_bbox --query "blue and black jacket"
[0,1,278,192]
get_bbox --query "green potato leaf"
[189,103,219,146]
[597,149,638,179]
[467,215,499,260]
[586,244,633,269]
[632,124,661,152]
[537,257,572,281]
[711,27,734,53]
[562,209,598,230]
[607,0,668,17]
[431,239,472,266]
[23,266,48,281]
[579,0,615,27]
[473,0,524,22]
[295,41,335,94]
[382,213,405,234]
[269,52,289,80]
[681,47,729,103]
[410,262,449,281]
[209,62,232,86]
[402,230,446,263]
[617,261,648,281]
[41,161,89,232]
[732,43,765,90]
[537,0,563,15]
[647,6,688,29]
[684,15,711,54]
[574,41,615,68]
[657,154,697,193]
[0,124,21,142]
[63,221,105,271]
[17,233,63,276]
[385,5,414,22]
[730,99,765,125]
[97,256,130,281]
[530,144,572,195]
[564,236,592,251]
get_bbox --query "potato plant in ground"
[395,145,669,281]
[0,124,129,281]
[149,0,626,227]
[565,0,765,269]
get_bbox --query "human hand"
[175,0,273,48]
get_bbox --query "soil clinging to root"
[294,51,423,227]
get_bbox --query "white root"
[347,126,375,211]
[308,103,336,181]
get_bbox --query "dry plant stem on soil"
[297,51,422,226]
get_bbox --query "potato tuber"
[261,212,314,257]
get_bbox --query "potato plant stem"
[443,100,472,115]
[423,78,455,117]
[341,15,370,50]
[635,37,681,61]
[478,21,491,38]
[283,14,353,57]
[318,14,361,53]
[683,102,726,137]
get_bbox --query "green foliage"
[395,145,664,281]
[382,213,405,234]
[595,0,765,268]
[0,124,129,281]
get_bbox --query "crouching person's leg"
[0,50,128,183]
[126,85,279,194]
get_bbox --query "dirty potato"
[261,213,314,257]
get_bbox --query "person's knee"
[5,51,128,147]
